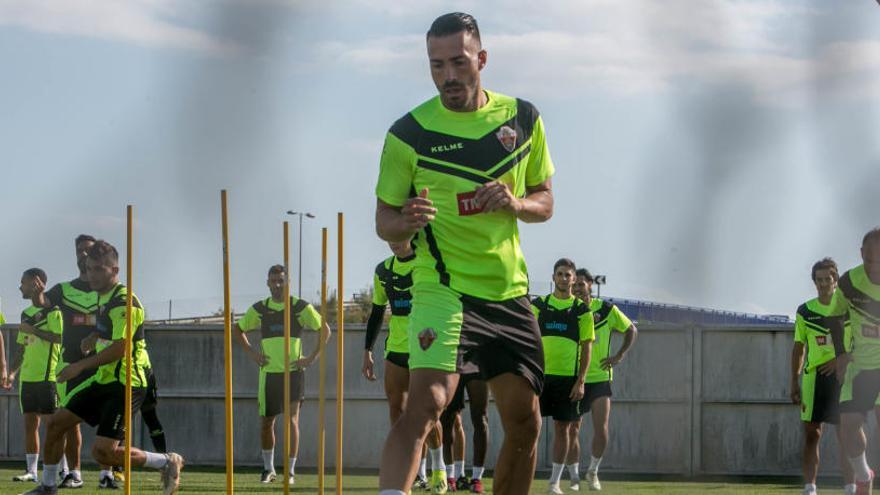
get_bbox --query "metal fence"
[1,323,877,475]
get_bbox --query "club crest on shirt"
[418,328,437,351]
[816,336,827,346]
[495,125,517,152]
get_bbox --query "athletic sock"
[588,455,603,473]
[567,463,580,481]
[472,466,484,480]
[418,458,428,479]
[43,463,59,487]
[550,463,565,484]
[142,408,167,452]
[446,465,454,478]
[429,447,445,472]
[845,483,857,495]
[59,455,68,474]
[850,453,872,482]
[454,461,465,478]
[71,469,82,481]
[804,483,817,493]
[26,454,38,474]
[262,449,274,472]
[99,469,112,480]
[144,452,168,470]
[289,457,297,476]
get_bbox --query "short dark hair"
[863,227,880,247]
[811,257,838,281]
[75,234,96,246]
[576,268,593,282]
[23,268,47,285]
[268,265,286,277]
[553,258,576,273]
[87,240,119,267]
[427,12,481,44]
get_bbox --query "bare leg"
[261,416,277,451]
[289,402,301,458]
[64,424,82,470]
[566,419,581,465]
[453,413,465,463]
[467,379,490,468]
[24,413,40,455]
[802,421,822,485]
[489,373,541,495]
[552,420,571,464]
[590,397,611,459]
[835,424,855,485]
[379,369,458,490]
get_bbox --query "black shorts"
[446,373,483,413]
[539,375,582,421]
[385,351,409,369]
[142,368,159,411]
[19,381,58,415]
[259,370,305,417]
[57,367,96,406]
[801,370,840,423]
[580,381,613,413]
[839,368,880,415]
[65,382,146,441]
[457,295,545,395]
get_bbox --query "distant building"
[602,296,791,326]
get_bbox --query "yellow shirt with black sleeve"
[17,305,63,382]
[585,298,634,383]
[829,265,880,370]
[371,255,414,355]
[94,284,150,388]
[794,298,847,372]
[376,90,555,301]
[46,278,98,367]
[237,296,323,373]
[531,294,594,377]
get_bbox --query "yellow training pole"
[221,190,234,494]
[124,205,133,495]
[283,221,291,495]
[335,213,344,494]
[318,227,328,494]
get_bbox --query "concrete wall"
[1,323,878,475]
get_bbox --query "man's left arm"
[570,309,595,401]
[296,306,332,368]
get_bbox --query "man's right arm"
[790,341,805,404]
[233,319,267,367]
[376,189,435,242]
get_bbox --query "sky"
[0,0,878,322]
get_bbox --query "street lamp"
[285,210,316,297]
[593,274,606,298]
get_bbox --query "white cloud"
[307,0,879,106]
[0,0,240,54]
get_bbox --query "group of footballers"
[1,9,877,495]
[0,235,183,495]
[792,228,880,495]
[365,243,637,494]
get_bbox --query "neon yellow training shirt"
[532,294,594,377]
[585,298,633,383]
[829,265,880,369]
[94,284,150,387]
[376,90,555,301]
[238,296,322,373]
[794,298,846,373]
[17,305,63,382]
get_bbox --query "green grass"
[0,463,822,494]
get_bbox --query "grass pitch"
[0,463,818,494]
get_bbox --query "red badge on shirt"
[816,336,827,346]
[457,191,483,216]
